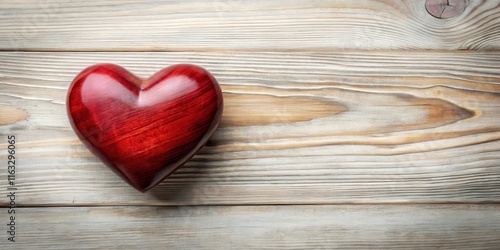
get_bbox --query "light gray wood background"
[0,0,499,249]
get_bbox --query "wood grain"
[0,104,28,126]
[13,205,500,249]
[0,0,499,51]
[0,51,499,206]
[1,1,498,248]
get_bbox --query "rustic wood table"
[1,0,499,249]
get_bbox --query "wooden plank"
[0,0,499,51]
[6,205,500,249]
[0,51,499,206]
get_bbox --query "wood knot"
[425,0,467,19]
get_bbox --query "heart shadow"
[148,164,208,202]
[148,143,221,202]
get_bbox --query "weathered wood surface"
[0,51,499,206]
[13,205,500,249]
[1,1,499,248]
[0,0,499,51]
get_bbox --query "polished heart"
[67,64,223,192]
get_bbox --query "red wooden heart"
[67,64,223,192]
